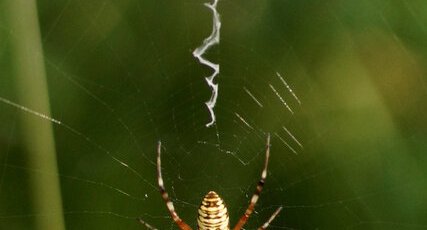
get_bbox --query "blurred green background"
[1,0,427,229]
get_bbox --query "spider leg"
[257,206,283,230]
[232,134,271,230]
[157,141,193,230]
[137,217,158,230]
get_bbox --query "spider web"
[1,0,427,229]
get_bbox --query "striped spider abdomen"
[197,191,229,230]
[138,135,283,230]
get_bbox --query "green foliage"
[0,0,427,229]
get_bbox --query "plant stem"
[6,0,66,229]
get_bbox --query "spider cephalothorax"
[138,134,282,230]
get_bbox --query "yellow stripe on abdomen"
[197,191,229,230]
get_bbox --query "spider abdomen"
[197,191,230,230]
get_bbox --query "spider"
[138,134,283,229]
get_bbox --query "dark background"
[1,0,427,229]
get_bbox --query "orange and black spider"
[138,134,282,230]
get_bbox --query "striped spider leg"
[138,134,282,229]
[138,141,192,230]
[232,134,283,230]
[257,206,283,230]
